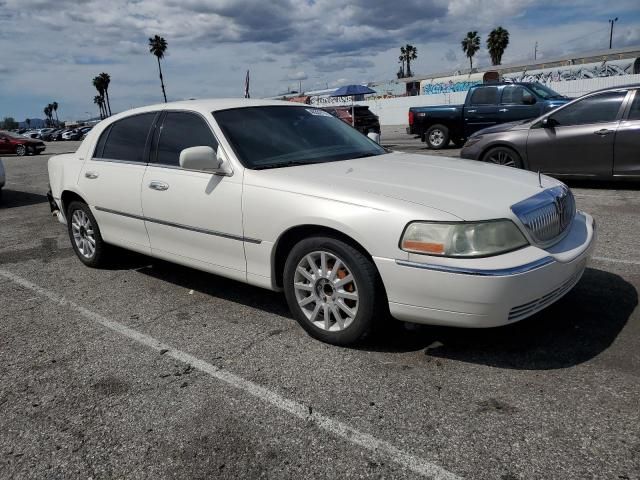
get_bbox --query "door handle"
[467,109,477,113]
[84,171,99,179]
[498,108,508,112]
[148,181,169,191]
[594,129,613,136]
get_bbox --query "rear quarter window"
[93,112,157,163]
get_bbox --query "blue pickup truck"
[407,82,569,149]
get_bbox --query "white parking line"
[0,268,460,480]
[592,256,640,266]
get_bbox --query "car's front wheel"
[15,144,26,156]
[67,201,109,267]
[482,146,523,168]
[283,236,383,346]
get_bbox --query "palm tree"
[398,54,405,78]
[43,106,51,126]
[47,103,55,126]
[461,31,481,71]
[148,35,168,102]
[92,76,107,117]
[487,27,509,66]
[400,44,418,78]
[52,101,59,126]
[94,95,105,119]
[98,72,112,116]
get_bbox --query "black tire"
[15,144,26,156]
[482,146,523,169]
[425,124,450,150]
[283,236,384,346]
[66,201,110,267]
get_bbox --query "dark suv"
[322,106,380,135]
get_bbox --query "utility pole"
[534,41,538,60]
[609,17,618,49]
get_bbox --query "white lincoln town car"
[47,99,595,345]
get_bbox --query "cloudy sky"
[1,0,639,122]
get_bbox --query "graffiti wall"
[504,59,635,83]
[419,58,638,96]
[420,73,484,96]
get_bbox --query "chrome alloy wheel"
[487,150,516,167]
[15,144,26,156]
[293,251,359,331]
[71,209,96,258]
[428,128,445,147]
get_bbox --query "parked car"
[0,130,46,156]
[22,130,39,139]
[322,106,380,135]
[62,129,85,141]
[47,100,594,345]
[408,82,569,149]
[0,158,5,200]
[41,129,64,141]
[460,84,640,178]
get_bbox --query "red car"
[0,131,46,156]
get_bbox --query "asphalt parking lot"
[1,137,639,479]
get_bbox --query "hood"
[472,120,532,136]
[246,152,561,221]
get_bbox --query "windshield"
[528,83,564,99]
[213,106,385,169]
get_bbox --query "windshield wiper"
[350,152,380,159]
[253,160,314,170]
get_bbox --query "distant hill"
[18,118,46,128]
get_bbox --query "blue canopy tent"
[330,84,376,126]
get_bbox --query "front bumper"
[374,211,595,328]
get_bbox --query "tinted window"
[627,91,640,120]
[469,87,499,105]
[213,106,385,169]
[96,113,156,162]
[501,86,534,105]
[550,91,626,126]
[155,112,218,167]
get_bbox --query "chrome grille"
[511,185,576,245]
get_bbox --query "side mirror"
[523,95,536,105]
[179,146,221,171]
[367,131,380,144]
[541,117,556,128]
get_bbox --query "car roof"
[588,83,640,94]
[114,98,303,119]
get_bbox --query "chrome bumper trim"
[395,256,555,277]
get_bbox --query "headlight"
[400,220,528,257]
[463,135,483,148]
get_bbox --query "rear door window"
[94,113,157,162]
[627,90,640,120]
[154,112,219,167]
[469,87,499,105]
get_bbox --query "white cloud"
[0,0,638,120]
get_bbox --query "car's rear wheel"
[425,124,450,150]
[482,146,523,168]
[15,144,26,156]
[283,236,382,346]
[67,201,109,267]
